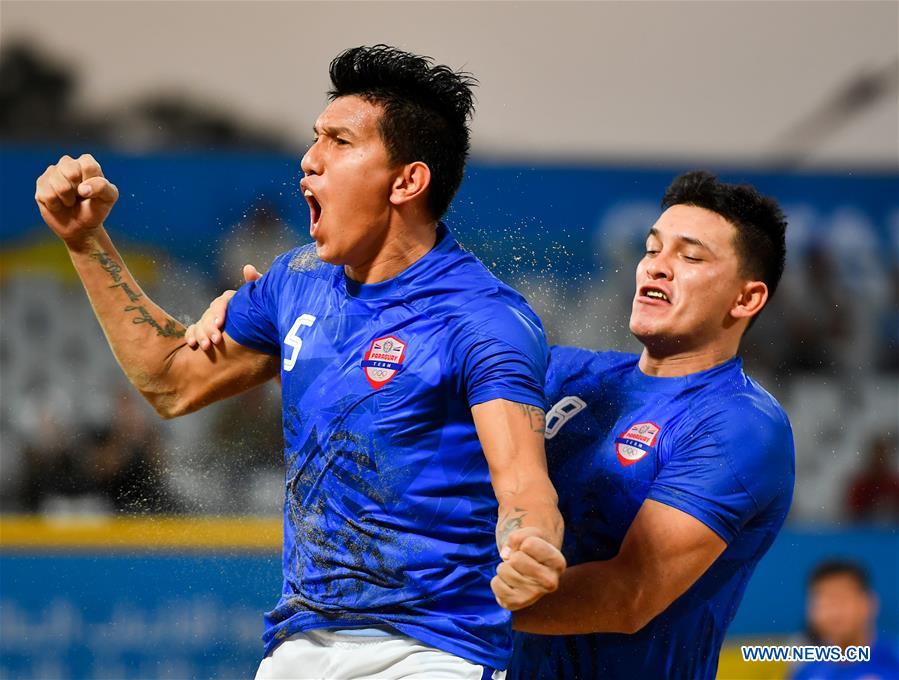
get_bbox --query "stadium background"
[1,2,897,678]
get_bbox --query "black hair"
[328,44,477,220]
[661,171,788,304]
[808,559,872,593]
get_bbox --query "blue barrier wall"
[3,146,897,283]
[1,527,895,678]
[1,552,281,679]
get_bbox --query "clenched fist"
[493,527,567,611]
[35,154,119,247]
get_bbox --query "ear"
[389,161,431,208]
[730,280,768,321]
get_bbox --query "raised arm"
[35,154,278,418]
[472,399,566,609]
[510,499,726,634]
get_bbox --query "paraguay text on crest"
[615,421,661,467]
[361,335,407,389]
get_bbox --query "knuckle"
[539,573,559,591]
[521,536,542,552]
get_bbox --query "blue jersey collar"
[626,355,743,393]
[343,223,453,300]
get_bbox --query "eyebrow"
[312,125,354,139]
[647,227,711,251]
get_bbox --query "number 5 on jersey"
[283,314,316,371]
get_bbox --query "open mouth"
[304,189,322,235]
[639,286,671,303]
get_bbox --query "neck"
[344,218,438,284]
[638,342,738,377]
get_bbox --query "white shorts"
[254,628,505,680]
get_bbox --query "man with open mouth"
[35,45,566,679]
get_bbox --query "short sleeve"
[223,251,290,355]
[458,308,549,411]
[646,401,794,544]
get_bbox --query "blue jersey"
[791,637,899,680]
[511,348,795,680]
[224,225,548,669]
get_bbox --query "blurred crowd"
[1,43,897,522]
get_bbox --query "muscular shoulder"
[415,256,547,356]
[674,374,795,509]
[685,376,792,458]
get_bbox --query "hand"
[185,264,262,350]
[35,154,119,248]
[492,527,567,611]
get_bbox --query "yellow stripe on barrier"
[0,515,281,552]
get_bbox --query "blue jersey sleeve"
[223,250,292,355]
[457,308,549,411]
[647,397,794,544]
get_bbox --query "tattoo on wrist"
[497,506,527,548]
[92,249,185,338]
[516,403,547,434]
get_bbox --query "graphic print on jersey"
[361,335,407,389]
[615,421,661,467]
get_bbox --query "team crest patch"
[361,336,407,389]
[615,421,661,467]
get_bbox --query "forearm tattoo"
[91,250,185,338]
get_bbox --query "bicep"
[164,332,279,416]
[619,499,727,615]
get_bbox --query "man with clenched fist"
[36,44,564,680]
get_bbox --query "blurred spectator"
[785,245,852,374]
[19,392,176,514]
[18,407,84,512]
[86,392,177,513]
[216,198,297,290]
[791,560,899,679]
[846,435,899,523]
[209,382,283,510]
[878,265,899,372]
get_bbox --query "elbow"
[133,365,197,419]
[153,402,185,420]
[617,610,652,635]
[140,386,193,420]
[146,395,186,420]
[616,596,663,635]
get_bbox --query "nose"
[645,251,673,281]
[301,138,322,176]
